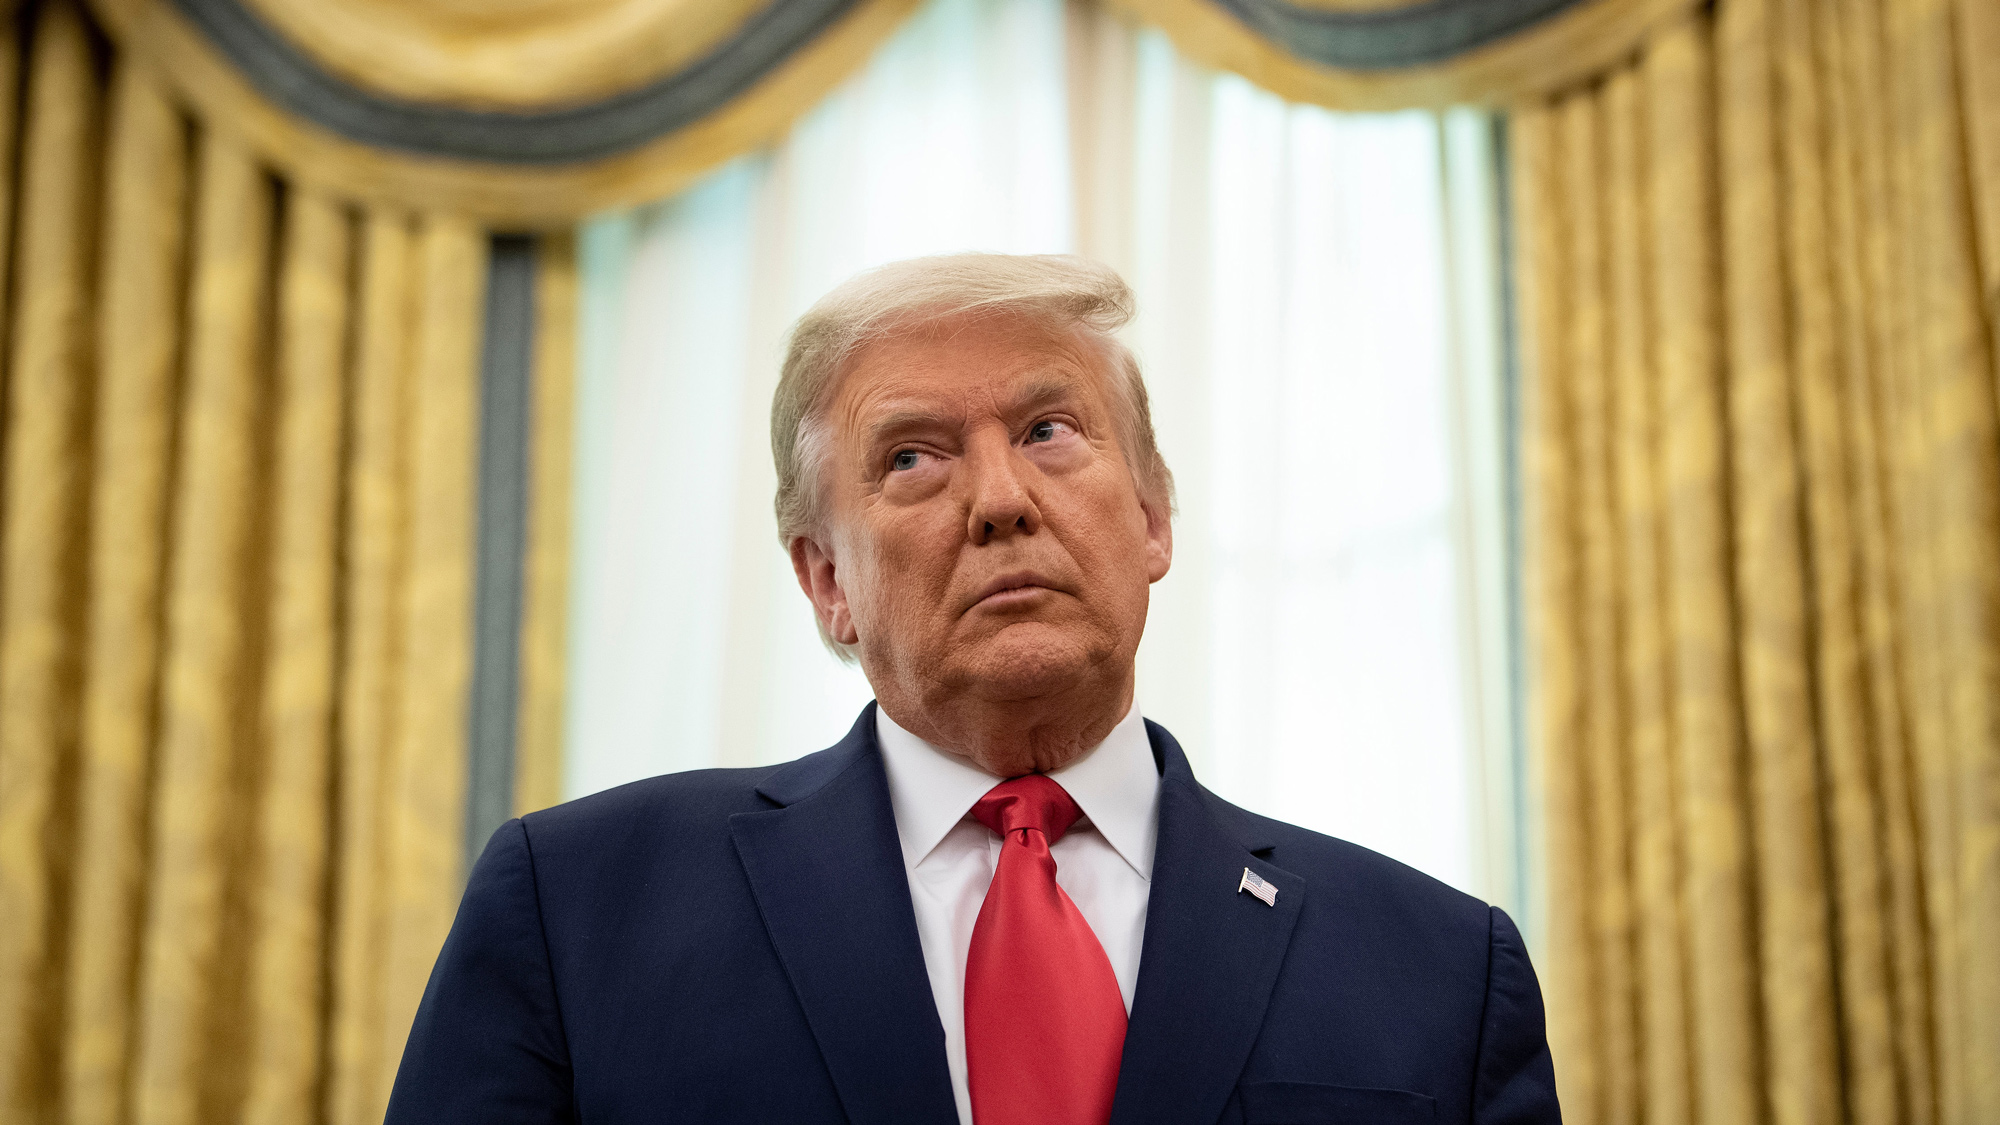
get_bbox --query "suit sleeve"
[1472,906,1562,1124]
[386,818,575,1124]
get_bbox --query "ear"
[789,535,860,646]
[1142,497,1173,584]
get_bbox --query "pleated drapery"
[0,2,576,1122]
[1515,1,2000,1123]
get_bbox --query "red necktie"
[964,775,1127,1125]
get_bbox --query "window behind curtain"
[564,0,1522,920]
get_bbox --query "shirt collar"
[876,706,1000,871]
[874,702,1161,880]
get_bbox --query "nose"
[962,433,1041,545]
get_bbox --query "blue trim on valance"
[1214,0,1588,70]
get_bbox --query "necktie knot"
[972,774,1082,844]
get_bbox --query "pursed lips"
[967,570,1062,612]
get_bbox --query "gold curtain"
[1516,1,1999,1124]
[0,2,579,1122]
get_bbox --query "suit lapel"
[1111,722,1305,1125]
[729,704,959,1125]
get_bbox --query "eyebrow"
[860,373,1088,448]
[863,407,956,449]
[1004,375,1084,419]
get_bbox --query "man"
[388,254,1559,1124]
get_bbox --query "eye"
[1027,420,1059,444]
[890,449,921,472]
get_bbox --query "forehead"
[831,312,1111,419]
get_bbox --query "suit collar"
[740,708,1301,1125]
[733,704,959,1124]
[752,706,880,806]
[1112,721,1305,1125]
[1143,718,1281,854]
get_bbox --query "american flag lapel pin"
[1238,867,1277,907]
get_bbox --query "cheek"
[1061,472,1155,579]
[845,509,962,627]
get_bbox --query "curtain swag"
[1107,0,1701,112]
[76,0,1702,225]
[84,0,927,225]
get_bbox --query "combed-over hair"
[770,253,1175,552]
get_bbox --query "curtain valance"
[84,0,926,225]
[1107,0,1700,110]
[86,0,1701,225]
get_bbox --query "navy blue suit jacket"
[387,706,1559,1124]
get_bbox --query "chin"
[952,625,1103,701]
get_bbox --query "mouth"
[969,570,1061,611]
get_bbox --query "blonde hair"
[770,253,1175,551]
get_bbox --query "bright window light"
[563,0,1519,910]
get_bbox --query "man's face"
[793,311,1172,717]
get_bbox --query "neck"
[876,669,1135,778]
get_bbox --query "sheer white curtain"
[565,0,1520,914]
[567,0,1071,790]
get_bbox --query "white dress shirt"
[875,704,1161,1125]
